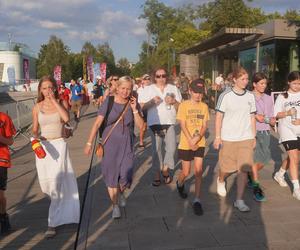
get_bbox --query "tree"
[138,0,207,73]
[37,35,71,81]
[69,53,83,80]
[96,42,116,75]
[116,58,131,76]
[196,0,266,33]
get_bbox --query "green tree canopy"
[37,35,71,81]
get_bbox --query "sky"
[0,0,299,63]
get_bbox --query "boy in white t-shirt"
[273,71,300,200]
[214,67,256,212]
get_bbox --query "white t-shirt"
[216,88,256,141]
[138,84,182,126]
[274,92,300,143]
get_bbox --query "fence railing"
[0,97,36,152]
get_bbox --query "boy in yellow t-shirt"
[176,78,209,216]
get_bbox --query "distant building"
[0,42,37,89]
[180,19,300,91]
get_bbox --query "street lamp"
[169,38,176,77]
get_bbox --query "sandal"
[162,174,173,184]
[152,179,161,187]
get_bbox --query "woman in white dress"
[32,76,80,238]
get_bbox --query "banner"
[93,63,100,84]
[23,59,30,84]
[87,56,94,82]
[100,63,107,82]
[7,65,16,89]
[53,65,62,85]
[0,63,4,82]
[83,56,87,81]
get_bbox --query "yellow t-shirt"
[176,100,209,150]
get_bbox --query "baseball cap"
[190,78,205,93]
[142,74,150,80]
[96,75,102,80]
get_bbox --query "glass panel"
[274,40,300,91]
[259,43,275,89]
[239,48,256,82]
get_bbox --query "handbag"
[95,101,130,158]
[62,123,73,138]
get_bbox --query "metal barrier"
[0,97,36,152]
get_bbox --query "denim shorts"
[254,131,271,165]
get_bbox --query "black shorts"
[178,147,205,161]
[282,137,300,151]
[0,167,8,191]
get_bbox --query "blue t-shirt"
[71,84,82,101]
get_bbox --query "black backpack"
[98,95,115,139]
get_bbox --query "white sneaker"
[217,177,227,197]
[293,188,300,200]
[274,172,288,187]
[119,193,126,207]
[234,200,250,212]
[112,205,121,219]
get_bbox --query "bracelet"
[215,136,221,139]
[86,142,92,146]
[133,110,138,114]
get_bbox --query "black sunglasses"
[112,78,119,81]
[155,74,167,79]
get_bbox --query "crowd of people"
[1,67,300,238]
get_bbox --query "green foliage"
[197,0,266,33]
[138,0,206,74]
[69,53,83,80]
[116,58,131,76]
[37,35,71,81]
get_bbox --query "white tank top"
[38,110,63,139]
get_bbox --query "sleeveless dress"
[35,108,80,227]
[98,98,136,188]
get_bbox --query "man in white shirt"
[138,68,182,186]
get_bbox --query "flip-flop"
[162,174,172,184]
[152,179,161,187]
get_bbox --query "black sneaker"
[253,186,266,202]
[193,201,204,216]
[0,213,11,235]
[176,181,188,199]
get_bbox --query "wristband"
[215,136,221,139]
[133,110,138,114]
[86,142,92,146]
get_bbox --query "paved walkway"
[1,106,300,249]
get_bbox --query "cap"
[142,74,150,80]
[96,75,102,80]
[190,78,205,93]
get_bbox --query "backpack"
[98,95,115,139]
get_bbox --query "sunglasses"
[112,78,119,81]
[155,74,167,79]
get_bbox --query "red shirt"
[0,112,16,168]
[59,88,71,103]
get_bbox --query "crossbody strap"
[102,101,130,145]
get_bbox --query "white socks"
[278,168,286,177]
[291,179,300,190]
